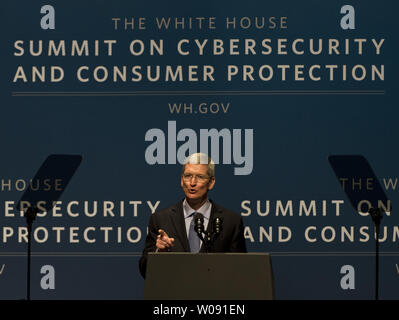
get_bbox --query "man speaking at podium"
[139,153,247,278]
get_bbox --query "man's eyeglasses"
[182,173,210,182]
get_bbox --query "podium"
[144,252,274,300]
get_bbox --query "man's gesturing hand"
[156,229,175,252]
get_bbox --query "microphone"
[213,217,223,235]
[193,212,204,236]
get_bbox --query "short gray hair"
[182,153,215,177]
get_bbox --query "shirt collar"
[183,198,211,220]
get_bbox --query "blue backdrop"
[0,0,398,299]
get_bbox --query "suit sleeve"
[230,216,247,253]
[138,213,159,278]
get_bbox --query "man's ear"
[208,177,216,190]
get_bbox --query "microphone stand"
[194,216,223,253]
[25,206,39,301]
[204,234,212,253]
[197,229,212,253]
[368,207,383,301]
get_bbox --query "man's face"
[181,164,215,202]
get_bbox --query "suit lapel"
[170,201,190,252]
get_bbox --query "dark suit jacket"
[139,199,247,278]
